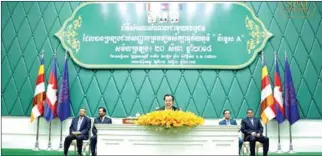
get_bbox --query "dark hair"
[98,107,106,113]
[247,109,253,113]
[223,109,230,115]
[163,94,175,101]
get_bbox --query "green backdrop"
[1,2,322,119]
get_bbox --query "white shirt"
[77,117,83,131]
[250,118,254,125]
[226,120,230,125]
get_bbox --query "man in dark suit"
[241,109,269,156]
[156,94,180,111]
[90,107,112,156]
[218,109,243,155]
[64,108,91,156]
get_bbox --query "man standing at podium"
[90,107,112,156]
[241,109,269,156]
[218,109,243,155]
[156,94,180,111]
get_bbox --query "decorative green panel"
[1,2,322,119]
[55,2,272,69]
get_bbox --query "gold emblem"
[58,16,82,53]
[245,16,271,54]
[278,2,317,18]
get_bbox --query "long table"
[96,124,240,155]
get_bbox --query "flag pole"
[289,123,294,153]
[47,50,57,151]
[277,123,283,152]
[58,116,63,150]
[275,51,283,153]
[47,121,52,151]
[33,117,41,151]
[58,122,63,150]
[58,51,68,151]
[285,50,295,153]
[33,50,45,151]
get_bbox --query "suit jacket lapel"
[95,117,100,124]
[253,118,257,128]
[96,117,105,123]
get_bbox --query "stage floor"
[2,148,322,156]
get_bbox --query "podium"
[96,124,240,155]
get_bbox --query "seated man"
[218,109,243,155]
[241,109,269,156]
[64,108,91,156]
[156,94,180,111]
[90,107,112,156]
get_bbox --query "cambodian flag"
[44,57,58,121]
[57,56,70,121]
[274,55,285,124]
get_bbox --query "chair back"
[88,116,94,140]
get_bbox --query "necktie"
[226,120,230,125]
[77,117,83,131]
[101,117,104,123]
[250,118,254,125]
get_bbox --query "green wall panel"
[1,2,322,119]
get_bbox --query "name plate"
[122,118,138,124]
[56,2,272,69]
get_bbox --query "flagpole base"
[288,150,296,154]
[33,141,40,151]
[56,142,63,151]
[276,143,283,153]
[56,148,63,151]
[288,144,295,153]
[47,141,52,151]
[276,149,284,153]
[32,147,40,151]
